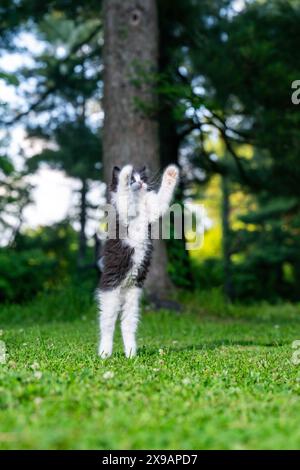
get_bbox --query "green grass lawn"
[1,287,300,450]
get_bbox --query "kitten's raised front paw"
[119,165,133,186]
[164,165,179,186]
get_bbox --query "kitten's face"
[129,168,148,193]
[111,166,148,193]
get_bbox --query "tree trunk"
[102,0,172,296]
[78,178,88,266]
[221,166,234,300]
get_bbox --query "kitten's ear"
[110,166,120,192]
[113,166,120,177]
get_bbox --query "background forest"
[1,0,300,451]
[1,0,300,305]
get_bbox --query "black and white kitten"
[98,164,179,358]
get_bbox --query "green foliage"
[0,221,95,303]
[14,220,77,262]
[0,72,19,86]
[230,195,300,301]
[167,195,194,289]
[0,155,14,175]
[167,238,194,289]
[170,0,300,301]
[0,248,55,303]
[26,121,101,181]
[0,155,32,242]
[192,258,224,290]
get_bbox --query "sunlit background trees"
[1,0,299,304]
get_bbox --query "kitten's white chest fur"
[125,195,149,278]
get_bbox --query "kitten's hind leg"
[98,288,121,359]
[121,287,141,358]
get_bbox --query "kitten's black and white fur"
[98,163,179,358]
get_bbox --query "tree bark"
[102,0,172,296]
[78,178,88,266]
[221,164,234,300]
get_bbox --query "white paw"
[98,343,112,359]
[119,165,133,186]
[164,165,179,186]
[124,344,137,358]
